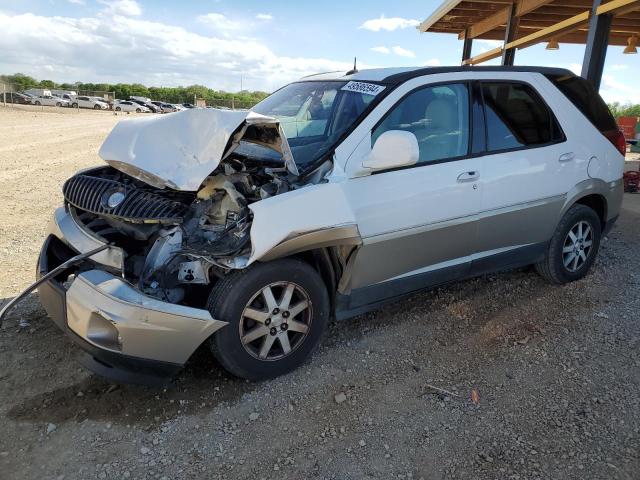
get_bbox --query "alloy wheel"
[239,281,312,361]
[562,220,593,272]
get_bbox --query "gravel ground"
[0,106,639,480]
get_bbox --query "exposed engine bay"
[63,148,301,306]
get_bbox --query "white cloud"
[569,63,582,75]
[609,64,629,71]
[475,39,503,48]
[256,13,273,21]
[370,46,416,57]
[423,58,441,66]
[600,73,640,104]
[475,39,503,55]
[98,0,142,17]
[370,46,390,54]
[391,46,415,58]
[197,13,244,31]
[359,16,420,32]
[67,0,86,5]
[0,11,356,92]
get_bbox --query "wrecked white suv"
[2,66,623,385]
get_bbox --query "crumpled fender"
[247,182,361,264]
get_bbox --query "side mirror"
[362,130,419,171]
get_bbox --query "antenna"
[346,57,358,75]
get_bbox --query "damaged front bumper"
[31,208,227,385]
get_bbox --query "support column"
[581,0,612,90]
[462,29,473,64]
[501,3,519,66]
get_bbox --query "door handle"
[558,152,575,162]
[457,171,479,183]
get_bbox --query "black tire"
[35,101,41,106]
[207,258,329,380]
[72,103,78,108]
[56,102,61,107]
[136,108,141,113]
[93,104,101,110]
[535,204,602,284]
[115,106,121,111]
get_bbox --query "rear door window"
[481,82,563,152]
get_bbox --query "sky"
[0,0,638,103]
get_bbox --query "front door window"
[372,83,470,165]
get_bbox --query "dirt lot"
[0,106,639,480]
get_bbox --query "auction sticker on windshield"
[341,81,385,96]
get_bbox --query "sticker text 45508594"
[341,81,386,96]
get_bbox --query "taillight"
[605,130,627,156]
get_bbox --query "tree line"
[3,72,640,117]
[0,73,270,105]
[608,102,640,118]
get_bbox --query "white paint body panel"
[248,182,356,263]
[477,73,583,213]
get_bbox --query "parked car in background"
[182,103,195,109]
[71,96,109,110]
[24,88,52,97]
[130,95,152,103]
[53,93,76,105]
[2,92,32,104]
[129,99,160,113]
[150,101,165,112]
[114,100,150,113]
[150,101,178,113]
[51,89,77,98]
[161,102,178,112]
[31,95,70,107]
[90,96,111,107]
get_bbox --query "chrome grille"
[63,174,187,224]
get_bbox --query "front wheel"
[135,108,141,113]
[115,106,121,111]
[34,101,41,106]
[93,104,101,110]
[536,204,602,284]
[71,103,78,108]
[207,258,329,380]
[56,102,61,107]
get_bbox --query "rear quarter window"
[545,74,618,133]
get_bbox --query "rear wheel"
[536,204,602,284]
[136,108,141,113]
[115,106,121,111]
[207,259,329,380]
[56,102,61,107]
[35,101,41,106]
[72,102,78,108]
[93,104,101,110]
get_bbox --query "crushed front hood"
[98,108,297,191]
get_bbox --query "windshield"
[252,81,380,168]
